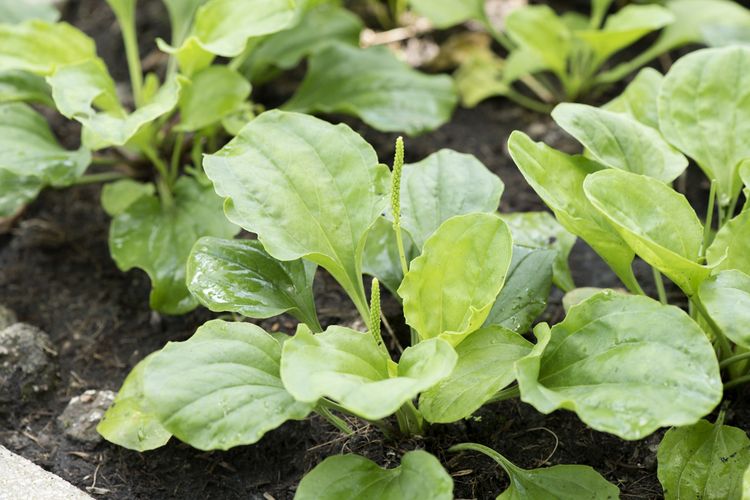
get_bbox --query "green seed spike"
[369,278,384,350]
[391,137,409,275]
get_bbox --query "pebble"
[0,323,57,405]
[57,390,116,444]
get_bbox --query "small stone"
[58,390,116,444]
[0,304,17,330]
[0,323,57,405]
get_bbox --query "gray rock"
[0,305,17,330]
[0,445,92,499]
[57,390,116,444]
[0,323,56,404]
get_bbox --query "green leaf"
[505,6,570,79]
[454,48,510,108]
[0,170,42,218]
[699,270,750,349]
[562,287,626,312]
[658,419,750,500]
[409,0,484,28]
[142,320,313,450]
[295,451,453,500]
[109,176,239,315]
[97,353,172,452]
[659,46,750,206]
[362,216,415,297]
[398,213,513,346]
[281,325,456,420]
[451,442,619,500]
[603,67,663,129]
[419,326,532,423]
[0,0,59,23]
[48,60,185,150]
[707,207,750,276]
[0,20,96,75]
[508,131,641,294]
[186,237,319,329]
[500,211,576,292]
[0,70,53,106]
[176,66,250,132]
[161,0,207,46]
[553,103,687,183]
[203,110,390,319]
[483,246,554,333]
[583,169,709,296]
[396,149,503,250]
[516,292,722,440]
[284,43,457,135]
[101,179,155,217]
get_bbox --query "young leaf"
[203,110,390,319]
[505,5,570,79]
[281,325,457,420]
[483,246,554,333]
[450,442,619,499]
[100,179,155,217]
[419,326,533,423]
[583,169,709,296]
[176,65,251,132]
[552,103,687,183]
[283,43,457,135]
[395,149,504,249]
[109,176,239,315]
[659,46,750,206]
[186,237,320,330]
[362,216,415,297]
[699,270,750,350]
[97,353,172,452]
[658,419,750,500]
[295,451,453,500]
[0,70,53,106]
[409,0,484,29]
[161,0,206,46]
[603,67,663,129]
[516,292,722,440]
[398,213,513,346]
[142,320,313,450]
[0,0,59,24]
[707,208,750,277]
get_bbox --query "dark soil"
[0,1,741,499]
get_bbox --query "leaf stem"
[701,179,717,260]
[316,406,354,435]
[720,351,750,369]
[111,1,144,107]
[395,400,423,436]
[691,295,732,360]
[504,87,554,114]
[71,172,128,186]
[652,267,668,305]
[723,374,750,391]
[449,442,520,478]
[488,384,520,403]
[169,132,184,185]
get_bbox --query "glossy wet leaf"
[699,271,750,349]
[419,326,532,423]
[186,237,319,329]
[707,208,750,277]
[451,442,619,500]
[399,213,513,346]
[658,419,750,500]
[553,103,687,183]
[177,65,250,131]
[281,325,456,420]
[284,43,457,135]
[0,70,53,106]
[97,353,171,452]
[362,216,415,297]
[603,67,663,129]
[109,176,239,315]
[505,5,570,78]
[483,246,554,333]
[203,110,390,316]
[295,451,453,500]
[659,46,750,206]
[584,169,709,296]
[0,170,42,218]
[516,292,722,440]
[142,320,313,450]
[409,0,484,28]
[500,211,576,292]
[101,179,155,217]
[0,0,58,23]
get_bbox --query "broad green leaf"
[508,131,641,294]
[483,246,554,333]
[699,270,750,349]
[177,65,251,132]
[505,6,570,78]
[284,43,457,135]
[161,0,207,46]
[101,179,155,217]
[281,325,456,420]
[48,60,186,150]
[109,176,239,315]
[397,149,504,249]
[659,46,750,206]
[203,110,390,318]
[142,320,313,450]
[362,216,415,297]
[500,211,576,292]
[0,170,42,218]
[744,465,750,499]
[658,419,750,500]
[97,353,171,452]
[454,48,510,108]
[409,0,484,28]
[553,103,687,183]
[0,70,53,106]
[707,208,750,276]
[584,169,709,296]
[419,326,532,423]
[0,20,96,75]
[295,451,453,500]
[516,292,722,440]
[603,67,663,129]
[398,213,513,346]
[0,0,58,23]
[451,442,619,500]
[186,237,320,329]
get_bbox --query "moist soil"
[2,1,747,499]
